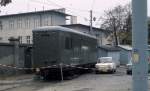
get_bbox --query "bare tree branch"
[0,0,11,6]
[100,3,132,45]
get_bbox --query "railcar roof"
[33,26,97,39]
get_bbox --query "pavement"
[2,66,131,91]
[0,84,21,91]
[0,74,34,91]
[2,66,150,91]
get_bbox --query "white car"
[95,57,116,73]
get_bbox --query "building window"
[19,36,22,44]
[34,18,40,28]
[44,16,49,26]
[25,18,30,29]
[9,20,14,29]
[65,37,72,49]
[17,18,22,29]
[26,36,30,44]
[0,21,3,30]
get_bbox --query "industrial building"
[0,8,70,43]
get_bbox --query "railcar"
[32,26,97,79]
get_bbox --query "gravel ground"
[1,67,150,91]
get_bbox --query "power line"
[45,0,100,25]
[30,0,56,7]
[30,0,90,21]
[45,0,103,15]
[46,0,89,12]
[31,0,102,15]
[30,0,103,26]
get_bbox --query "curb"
[0,79,32,85]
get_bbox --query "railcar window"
[65,37,72,49]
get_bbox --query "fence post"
[60,63,63,81]
[8,37,20,67]
[8,37,19,75]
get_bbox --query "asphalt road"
[1,66,148,91]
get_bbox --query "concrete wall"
[0,43,32,75]
[0,45,14,65]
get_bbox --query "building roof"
[0,9,70,18]
[98,45,120,51]
[61,24,111,33]
[33,26,97,39]
[118,45,132,51]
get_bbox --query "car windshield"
[101,60,112,63]
[98,57,113,63]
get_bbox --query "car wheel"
[113,70,116,73]
[126,71,129,74]
[111,69,116,74]
[126,70,132,75]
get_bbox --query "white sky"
[0,0,149,26]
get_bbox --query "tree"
[0,0,11,6]
[100,4,132,45]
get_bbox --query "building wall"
[120,49,131,65]
[0,11,66,43]
[108,52,120,66]
[98,49,108,58]
[63,26,109,45]
[96,33,109,46]
[98,48,120,66]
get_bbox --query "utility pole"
[113,18,118,46]
[132,0,148,91]
[90,10,93,33]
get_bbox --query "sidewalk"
[0,74,34,91]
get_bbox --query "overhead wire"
[45,0,91,21]
[46,0,89,12]
[30,0,90,22]
[30,0,103,26]
[31,0,102,14]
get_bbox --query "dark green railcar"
[32,26,97,79]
